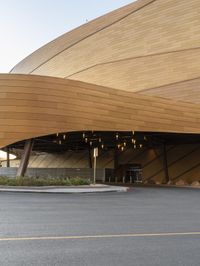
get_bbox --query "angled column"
[163,144,169,184]
[114,148,119,183]
[88,147,92,168]
[6,146,10,167]
[16,139,34,177]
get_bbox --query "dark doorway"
[125,164,142,183]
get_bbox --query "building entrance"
[113,163,142,183]
[124,164,142,183]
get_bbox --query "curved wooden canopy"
[1,73,200,148]
[1,0,200,148]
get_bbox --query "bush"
[0,176,90,186]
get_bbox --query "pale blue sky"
[0,0,135,73]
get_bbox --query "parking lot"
[0,187,199,266]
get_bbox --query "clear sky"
[0,0,135,73]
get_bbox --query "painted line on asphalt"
[0,232,200,242]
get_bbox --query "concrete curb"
[0,185,129,194]
[136,184,200,189]
[158,185,200,190]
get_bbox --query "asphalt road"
[0,187,200,266]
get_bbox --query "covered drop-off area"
[1,130,200,186]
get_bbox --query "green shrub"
[0,176,90,186]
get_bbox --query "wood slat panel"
[1,73,200,148]
[69,49,200,93]
[11,0,154,74]
[139,77,200,104]
[10,0,200,100]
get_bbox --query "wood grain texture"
[1,73,200,148]
[10,0,200,103]
[11,0,154,74]
[1,0,199,185]
[138,77,200,104]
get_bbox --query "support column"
[114,148,119,183]
[16,139,34,177]
[88,147,92,168]
[163,144,169,184]
[6,147,10,168]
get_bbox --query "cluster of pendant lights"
[55,131,146,151]
[114,132,145,151]
[82,132,105,149]
[56,133,66,145]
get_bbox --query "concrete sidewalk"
[0,184,129,194]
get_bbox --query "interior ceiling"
[7,131,200,153]
[11,0,200,103]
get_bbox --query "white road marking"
[0,232,200,242]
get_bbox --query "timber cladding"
[11,0,200,100]
[1,73,200,148]
[0,0,200,148]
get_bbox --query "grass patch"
[0,176,90,186]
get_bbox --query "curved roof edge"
[1,73,200,148]
[10,0,155,74]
